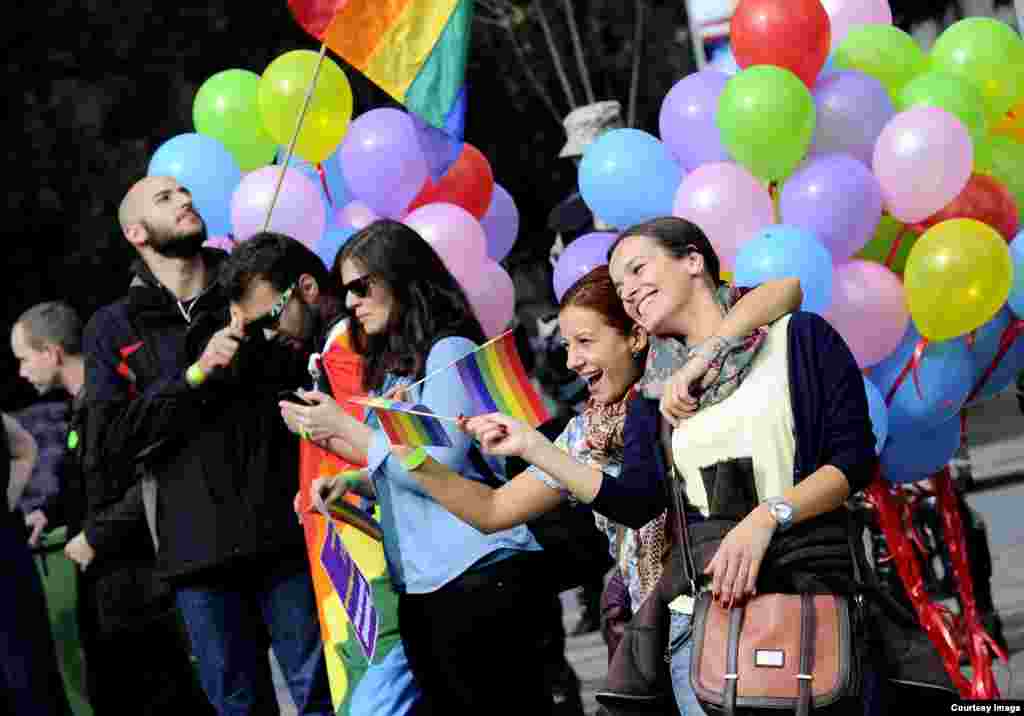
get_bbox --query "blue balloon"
[733,225,833,314]
[867,322,973,438]
[863,377,888,455]
[579,129,683,229]
[1007,231,1024,318]
[880,415,960,484]
[968,306,1024,402]
[148,133,241,236]
[315,225,357,271]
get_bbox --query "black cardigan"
[591,312,878,593]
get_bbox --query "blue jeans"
[668,611,702,716]
[176,567,332,716]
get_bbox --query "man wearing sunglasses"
[81,178,333,715]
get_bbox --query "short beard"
[144,220,207,259]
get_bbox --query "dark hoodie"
[81,249,314,584]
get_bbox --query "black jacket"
[82,250,312,583]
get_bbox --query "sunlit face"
[11,323,61,395]
[233,277,315,342]
[558,306,645,406]
[136,178,206,257]
[608,235,701,337]
[341,259,396,336]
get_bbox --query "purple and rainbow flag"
[456,332,551,428]
[350,397,453,448]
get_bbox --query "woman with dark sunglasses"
[277,219,551,714]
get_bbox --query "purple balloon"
[811,71,895,166]
[230,166,326,248]
[659,70,731,171]
[340,108,429,219]
[780,154,883,261]
[552,232,617,302]
[480,184,520,262]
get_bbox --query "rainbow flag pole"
[403,330,515,394]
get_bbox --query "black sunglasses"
[342,274,374,300]
[245,282,295,336]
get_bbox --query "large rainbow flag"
[299,321,415,715]
[287,0,472,132]
[456,331,552,428]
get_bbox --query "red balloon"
[731,0,831,88]
[406,143,495,219]
[913,173,1020,241]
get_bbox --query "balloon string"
[768,181,779,223]
[965,318,1024,406]
[884,337,929,405]
[884,227,909,269]
[316,163,333,206]
[263,42,329,232]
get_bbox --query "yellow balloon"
[903,218,1013,342]
[258,50,354,164]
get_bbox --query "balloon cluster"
[557,0,1024,484]
[147,53,521,337]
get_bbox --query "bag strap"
[797,592,815,716]
[724,604,744,716]
[652,421,697,595]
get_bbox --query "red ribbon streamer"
[931,468,1008,698]
[316,162,333,206]
[884,337,929,405]
[884,227,910,269]
[866,476,972,695]
[965,318,1024,406]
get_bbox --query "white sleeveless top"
[669,316,795,614]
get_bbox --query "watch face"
[773,501,793,524]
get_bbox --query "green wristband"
[186,363,206,387]
[400,447,429,472]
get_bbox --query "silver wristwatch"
[764,497,795,532]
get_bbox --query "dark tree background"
[2,0,998,409]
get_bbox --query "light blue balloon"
[733,225,833,314]
[868,321,973,438]
[880,415,960,484]
[148,133,241,236]
[863,377,888,455]
[578,129,683,230]
[315,225,357,271]
[1007,231,1024,318]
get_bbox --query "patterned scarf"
[632,284,769,601]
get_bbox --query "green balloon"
[931,17,1024,123]
[193,69,277,171]
[834,25,927,98]
[897,71,988,144]
[854,214,919,274]
[975,134,1024,215]
[716,65,815,182]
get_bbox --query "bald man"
[82,178,332,715]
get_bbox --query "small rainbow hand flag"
[456,332,551,428]
[351,397,453,448]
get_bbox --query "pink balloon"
[403,202,487,278]
[872,107,973,223]
[672,162,775,269]
[824,260,909,368]
[230,166,326,248]
[458,259,516,338]
[821,0,893,51]
[335,200,379,230]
